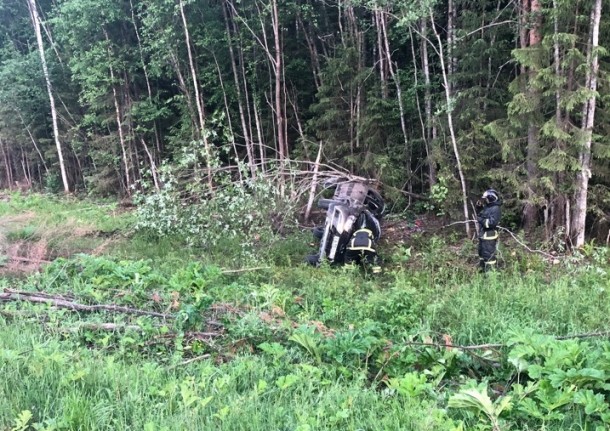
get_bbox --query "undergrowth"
[2,193,610,430]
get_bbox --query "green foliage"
[423,176,450,215]
[3,216,610,430]
[503,333,610,428]
[289,326,322,365]
[449,383,512,431]
[134,167,298,260]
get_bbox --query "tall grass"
[2,193,609,430]
[0,321,456,430]
[0,192,134,260]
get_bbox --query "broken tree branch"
[402,330,610,352]
[442,221,560,260]
[1,288,172,319]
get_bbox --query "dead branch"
[497,226,558,259]
[442,221,561,260]
[403,330,610,352]
[1,288,172,319]
[73,322,143,332]
[221,267,271,274]
[404,341,503,351]
[70,320,225,334]
[6,289,75,301]
[442,220,477,229]
[169,354,212,369]
[556,330,610,340]
[8,256,52,264]
[304,142,323,222]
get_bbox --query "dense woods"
[0,0,608,247]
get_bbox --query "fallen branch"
[404,341,503,351]
[497,226,557,260]
[556,330,610,340]
[403,330,610,352]
[1,288,172,319]
[6,289,75,301]
[442,219,477,229]
[442,220,560,260]
[169,354,212,369]
[73,322,143,332]
[221,267,270,274]
[8,256,52,264]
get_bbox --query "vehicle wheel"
[312,226,324,239]
[365,190,385,218]
[317,198,335,209]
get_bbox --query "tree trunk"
[223,1,255,178]
[227,0,285,169]
[211,51,243,184]
[571,0,602,248]
[420,18,436,187]
[130,0,162,159]
[447,0,456,96]
[17,111,48,175]
[379,8,410,196]
[26,0,70,193]
[430,10,470,237]
[178,0,213,191]
[304,142,323,222]
[104,29,131,195]
[288,88,307,158]
[522,0,542,231]
[297,9,322,91]
[375,10,388,99]
[271,0,286,164]
[0,138,14,189]
[169,52,198,137]
[141,139,160,191]
[253,96,266,173]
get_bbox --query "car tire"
[312,226,325,239]
[317,198,335,209]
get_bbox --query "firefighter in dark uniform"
[477,189,502,272]
[345,210,382,273]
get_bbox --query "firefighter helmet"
[482,189,499,203]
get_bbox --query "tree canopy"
[0,0,608,246]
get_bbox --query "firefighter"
[476,189,502,272]
[344,210,382,273]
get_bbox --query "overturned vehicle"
[307,179,385,268]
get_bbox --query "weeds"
[2,193,610,430]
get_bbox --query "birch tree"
[26,0,70,193]
[429,9,470,237]
[178,0,213,190]
[571,0,602,248]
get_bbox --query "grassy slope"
[1,192,609,430]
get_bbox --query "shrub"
[134,168,298,257]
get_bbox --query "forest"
[0,0,608,246]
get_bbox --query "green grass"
[1,193,610,430]
[0,322,456,431]
[0,192,134,260]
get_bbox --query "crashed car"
[307,179,384,267]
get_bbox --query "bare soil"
[0,212,116,276]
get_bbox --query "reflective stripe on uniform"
[482,230,498,240]
[348,229,375,251]
[349,245,376,252]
